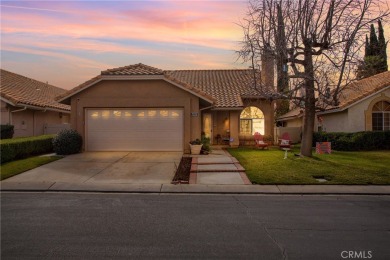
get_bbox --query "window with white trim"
[372,101,390,131]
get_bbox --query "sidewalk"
[1,182,389,195]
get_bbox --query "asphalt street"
[1,193,389,259]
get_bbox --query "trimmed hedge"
[313,131,390,151]
[1,125,14,139]
[0,135,55,164]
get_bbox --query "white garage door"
[86,109,183,151]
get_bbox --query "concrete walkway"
[189,148,251,185]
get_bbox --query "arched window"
[240,107,265,135]
[372,101,390,131]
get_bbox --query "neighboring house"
[275,108,306,143]
[277,71,390,134]
[277,108,304,128]
[57,63,275,153]
[1,69,71,137]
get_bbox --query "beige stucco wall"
[321,110,348,132]
[1,100,70,137]
[69,79,201,153]
[321,88,390,132]
[284,117,303,128]
[1,100,10,124]
[229,110,240,147]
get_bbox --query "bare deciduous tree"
[238,0,389,157]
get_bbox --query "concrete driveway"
[3,152,182,184]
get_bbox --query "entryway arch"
[240,106,265,135]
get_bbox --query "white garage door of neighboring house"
[86,108,183,151]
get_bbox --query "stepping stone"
[197,172,245,185]
[197,157,235,164]
[197,164,239,172]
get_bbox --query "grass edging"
[1,155,62,180]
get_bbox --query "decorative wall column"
[229,110,240,147]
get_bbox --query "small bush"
[53,129,82,155]
[313,131,390,151]
[1,125,14,139]
[0,135,54,164]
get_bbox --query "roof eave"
[58,74,215,105]
[276,115,302,121]
[0,96,16,106]
[212,107,244,111]
[57,77,104,103]
[4,100,70,113]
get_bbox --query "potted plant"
[189,139,203,155]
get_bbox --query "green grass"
[1,155,62,180]
[228,147,390,185]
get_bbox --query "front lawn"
[1,155,62,180]
[228,147,390,185]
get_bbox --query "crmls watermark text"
[341,251,373,259]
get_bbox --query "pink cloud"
[1,1,250,88]
[1,1,244,50]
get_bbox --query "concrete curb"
[1,182,389,195]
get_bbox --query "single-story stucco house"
[1,69,71,137]
[57,63,275,153]
[277,71,390,135]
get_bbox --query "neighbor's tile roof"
[325,71,390,112]
[338,71,390,108]
[58,63,275,108]
[279,71,390,119]
[0,69,70,111]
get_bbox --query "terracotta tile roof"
[58,63,274,108]
[325,71,390,111]
[165,69,272,108]
[338,71,390,108]
[0,69,70,112]
[163,73,215,103]
[279,71,390,119]
[101,63,164,75]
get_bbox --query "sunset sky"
[1,0,248,89]
[1,0,389,90]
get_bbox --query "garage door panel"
[86,109,183,151]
